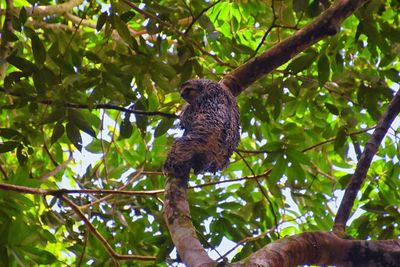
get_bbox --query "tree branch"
[163,177,216,266]
[0,87,178,118]
[233,231,400,267]
[0,182,163,196]
[27,0,84,17]
[59,195,155,262]
[120,0,233,68]
[333,91,400,234]
[183,0,222,35]
[236,126,375,154]
[220,0,369,96]
[236,151,279,235]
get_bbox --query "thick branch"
[334,91,400,234]
[220,0,369,96]
[233,231,400,267]
[163,177,216,267]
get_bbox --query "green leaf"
[68,110,96,138]
[19,246,57,265]
[19,7,27,25]
[286,148,311,166]
[154,118,174,138]
[96,12,108,31]
[286,52,317,74]
[325,103,339,115]
[334,127,348,153]
[66,122,82,151]
[85,139,110,154]
[16,144,28,165]
[150,69,172,91]
[338,174,352,189]
[41,107,66,124]
[317,54,330,86]
[152,61,176,79]
[286,161,306,184]
[7,55,37,74]
[0,128,24,140]
[51,122,65,144]
[268,156,287,184]
[120,11,136,22]
[2,30,19,42]
[293,0,308,13]
[119,116,133,139]
[11,16,22,32]
[0,141,19,153]
[113,15,133,45]
[31,35,46,67]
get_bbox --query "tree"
[0,0,399,266]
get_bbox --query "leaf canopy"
[0,0,399,266]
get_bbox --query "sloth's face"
[180,80,204,105]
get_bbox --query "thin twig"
[190,169,272,188]
[184,0,222,35]
[237,127,375,155]
[60,195,155,261]
[79,168,146,210]
[0,182,163,196]
[76,229,88,267]
[100,111,110,181]
[0,87,177,118]
[302,127,375,153]
[249,0,277,59]
[218,214,305,260]
[236,151,279,235]
[38,154,73,181]
[120,0,233,68]
[42,137,59,166]
[0,163,8,179]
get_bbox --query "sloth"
[163,79,240,182]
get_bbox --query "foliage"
[0,0,399,266]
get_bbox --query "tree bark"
[163,177,216,267]
[232,232,400,267]
[334,91,400,234]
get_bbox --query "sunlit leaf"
[154,118,174,138]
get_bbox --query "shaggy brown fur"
[163,79,240,182]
